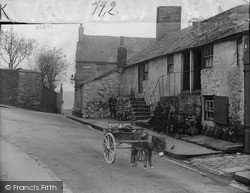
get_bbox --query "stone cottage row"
[74,5,249,136]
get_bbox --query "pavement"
[182,135,243,153]
[189,154,250,184]
[66,115,250,187]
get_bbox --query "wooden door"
[138,64,144,93]
[193,49,201,91]
[183,51,190,91]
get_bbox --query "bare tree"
[34,46,69,91]
[0,29,37,69]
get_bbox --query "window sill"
[181,91,191,96]
[202,67,213,70]
[202,120,215,127]
[191,90,201,95]
[181,90,201,95]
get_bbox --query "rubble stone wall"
[143,53,182,106]
[0,69,19,106]
[81,71,121,118]
[201,38,245,125]
[0,69,42,110]
[18,71,42,110]
[0,69,58,113]
[121,65,138,96]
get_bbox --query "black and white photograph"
[0,0,249,192]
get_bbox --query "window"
[202,45,213,68]
[144,63,149,80]
[167,55,174,73]
[204,96,214,120]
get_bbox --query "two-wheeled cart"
[103,122,149,164]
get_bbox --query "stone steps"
[129,97,145,101]
[130,101,147,105]
[132,108,151,112]
[130,104,148,108]
[128,97,151,121]
[134,112,151,116]
[133,115,151,120]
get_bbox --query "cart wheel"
[103,133,116,164]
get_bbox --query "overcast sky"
[0,0,248,91]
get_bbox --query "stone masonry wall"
[120,65,138,96]
[140,53,182,108]
[81,71,121,117]
[0,69,42,109]
[201,38,245,125]
[121,53,183,109]
[0,69,58,113]
[18,70,42,110]
[0,69,19,106]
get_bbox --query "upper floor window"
[167,55,174,73]
[202,45,213,68]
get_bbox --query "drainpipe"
[244,35,250,153]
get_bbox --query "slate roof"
[127,4,250,66]
[76,35,154,63]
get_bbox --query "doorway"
[183,51,190,91]
[138,64,144,93]
[193,49,201,91]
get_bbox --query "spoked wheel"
[103,133,116,164]
[137,150,145,162]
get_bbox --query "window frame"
[167,55,174,73]
[202,45,213,69]
[204,96,214,121]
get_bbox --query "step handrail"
[149,70,201,110]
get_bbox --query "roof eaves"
[127,5,249,67]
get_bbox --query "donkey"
[130,133,166,169]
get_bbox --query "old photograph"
[0,0,249,192]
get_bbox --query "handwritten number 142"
[92,1,116,17]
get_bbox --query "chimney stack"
[156,6,182,40]
[120,36,124,47]
[78,23,84,41]
[117,36,127,69]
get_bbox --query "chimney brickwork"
[156,6,182,40]
[117,47,127,69]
